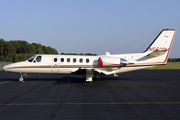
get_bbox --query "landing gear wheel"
[19,77,24,82]
[19,74,27,82]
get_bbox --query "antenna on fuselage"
[105,51,111,55]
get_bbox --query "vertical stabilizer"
[145,29,176,63]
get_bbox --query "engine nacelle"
[98,57,129,67]
[120,58,129,67]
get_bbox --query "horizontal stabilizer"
[147,49,167,57]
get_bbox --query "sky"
[0,0,180,58]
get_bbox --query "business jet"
[3,29,176,82]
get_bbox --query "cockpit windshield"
[27,55,36,62]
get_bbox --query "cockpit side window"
[36,56,42,62]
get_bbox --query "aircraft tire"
[19,77,24,82]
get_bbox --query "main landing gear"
[85,70,93,84]
[19,74,27,82]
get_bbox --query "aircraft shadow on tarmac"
[0,71,129,83]
[19,76,128,83]
[53,75,129,84]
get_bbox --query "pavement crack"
[51,83,74,119]
[4,83,44,105]
[0,82,45,115]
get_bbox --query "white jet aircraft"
[3,29,176,82]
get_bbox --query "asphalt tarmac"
[0,70,180,120]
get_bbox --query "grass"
[0,62,180,71]
[148,62,180,69]
[0,66,2,70]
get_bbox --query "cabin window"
[36,56,42,62]
[86,59,89,63]
[67,58,70,62]
[79,58,83,63]
[61,58,64,62]
[54,58,57,62]
[73,58,76,63]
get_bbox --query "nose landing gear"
[19,74,27,82]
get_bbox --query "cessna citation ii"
[3,29,176,82]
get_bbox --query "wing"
[70,68,107,75]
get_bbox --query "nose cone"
[3,65,7,71]
[2,62,24,73]
[2,64,12,72]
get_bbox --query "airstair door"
[52,57,59,73]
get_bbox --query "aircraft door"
[52,57,59,73]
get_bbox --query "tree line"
[0,39,58,62]
[168,58,180,62]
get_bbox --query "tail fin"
[145,29,176,64]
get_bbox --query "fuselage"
[3,52,160,75]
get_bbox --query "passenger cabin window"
[86,59,89,63]
[54,58,57,62]
[67,58,70,63]
[79,58,83,63]
[61,58,64,62]
[73,58,76,63]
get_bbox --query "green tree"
[0,39,58,62]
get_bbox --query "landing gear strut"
[19,74,27,82]
[85,70,93,84]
